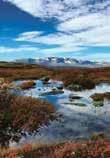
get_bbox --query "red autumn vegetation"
[1,62,110,89]
[19,80,36,90]
[53,67,110,89]
[0,62,52,81]
[1,62,110,157]
[1,139,110,158]
[0,92,55,147]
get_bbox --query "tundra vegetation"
[0,137,110,158]
[0,78,55,148]
[91,92,110,107]
[19,80,36,90]
[0,62,110,157]
[1,62,110,89]
[91,92,110,101]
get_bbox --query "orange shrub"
[1,140,110,158]
[0,92,55,147]
[19,80,36,90]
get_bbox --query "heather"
[0,91,55,148]
[19,80,36,90]
[1,62,110,157]
[1,139,110,158]
[1,62,110,90]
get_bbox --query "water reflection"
[12,80,110,147]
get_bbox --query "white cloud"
[74,25,110,46]
[16,32,71,45]
[15,31,85,55]
[16,31,43,41]
[13,0,110,48]
[58,13,109,32]
[39,45,85,54]
[4,0,110,59]
[4,0,110,20]
[80,53,110,62]
[5,0,45,17]
[0,46,39,53]
[4,0,64,18]
[15,17,110,47]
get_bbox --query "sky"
[0,0,110,61]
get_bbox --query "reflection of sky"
[11,80,110,147]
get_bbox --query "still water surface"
[12,80,110,146]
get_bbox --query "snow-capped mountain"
[15,57,109,67]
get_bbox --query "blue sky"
[0,0,110,61]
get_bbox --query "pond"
[11,80,110,147]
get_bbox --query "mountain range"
[15,57,110,67]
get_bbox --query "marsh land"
[0,62,110,158]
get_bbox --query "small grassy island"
[91,92,110,107]
[91,92,110,101]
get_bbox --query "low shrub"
[78,78,95,90]
[74,140,107,158]
[19,80,36,90]
[1,140,110,158]
[67,79,95,91]
[0,92,55,148]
